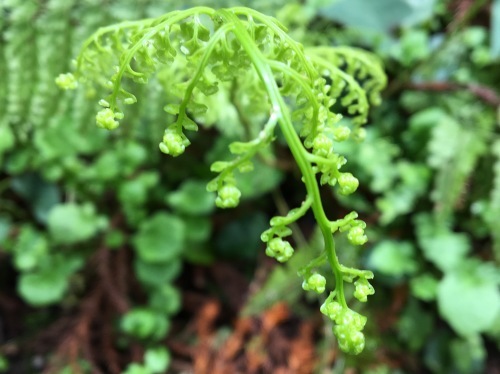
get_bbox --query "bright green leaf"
[133,213,185,263]
[420,232,470,272]
[437,262,500,336]
[122,363,152,374]
[166,180,215,215]
[144,346,171,373]
[47,203,107,245]
[368,241,417,277]
[120,308,170,340]
[410,273,438,301]
[13,226,49,271]
[18,270,67,306]
[415,214,470,272]
[392,29,430,66]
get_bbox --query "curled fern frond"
[58,6,386,355]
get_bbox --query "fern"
[27,1,74,128]
[3,0,39,134]
[427,101,490,224]
[57,6,386,354]
[428,116,483,223]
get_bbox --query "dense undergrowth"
[0,0,499,373]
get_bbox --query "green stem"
[218,9,347,308]
[176,23,233,132]
[212,113,278,190]
[272,191,308,249]
[105,8,217,111]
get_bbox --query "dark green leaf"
[148,284,181,315]
[11,173,61,224]
[134,259,182,286]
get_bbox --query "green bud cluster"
[215,183,241,209]
[333,325,365,355]
[320,295,367,355]
[96,108,122,130]
[261,198,312,264]
[337,172,359,195]
[353,277,375,302]
[265,237,294,263]
[347,226,368,246]
[331,212,368,246]
[306,127,360,190]
[159,127,189,157]
[55,73,78,90]
[302,273,326,294]
[312,133,334,158]
[332,125,351,142]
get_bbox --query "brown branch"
[44,286,104,374]
[96,246,129,314]
[408,81,500,107]
[448,0,489,33]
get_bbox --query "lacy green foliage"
[58,6,386,354]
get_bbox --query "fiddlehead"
[57,6,386,355]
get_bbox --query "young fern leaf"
[57,6,386,355]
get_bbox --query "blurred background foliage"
[0,0,500,373]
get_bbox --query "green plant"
[57,6,386,354]
[319,2,500,371]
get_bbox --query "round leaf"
[368,240,417,277]
[48,203,106,245]
[144,346,171,373]
[18,271,67,306]
[438,263,500,336]
[166,180,215,215]
[133,213,185,263]
[120,308,170,340]
[134,259,182,286]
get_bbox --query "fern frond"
[29,0,76,128]
[4,0,39,132]
[59,6,386,354]
[428,113,486,224]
